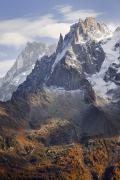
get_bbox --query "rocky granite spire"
[84,17,98,28]
[56,33,64,53]
[69,17,112,44]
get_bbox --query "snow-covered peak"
[52,18,119,101]
[52,17,109,74]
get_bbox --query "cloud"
[0,59,15,77]
[0,14,70,47]
[55,5,72,14]
[0,32,28,46]
[55,5,103,22]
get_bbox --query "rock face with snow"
[88,27,120,100]
[64,17,111,44]
[10,17,120,137]
[0,42,56,101]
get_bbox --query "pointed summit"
[59,33,64,42]
[56,33,64,53]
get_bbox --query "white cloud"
[55,5,103,22]
[0,59,15,77]
[0,32,28,46]
[55,5,72,14]
[0,14,70,47]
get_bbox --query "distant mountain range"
[0,42,56,101]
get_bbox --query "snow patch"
[51,47,68,74]
[10,65,35,86]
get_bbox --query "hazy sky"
[0,0,120,77]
